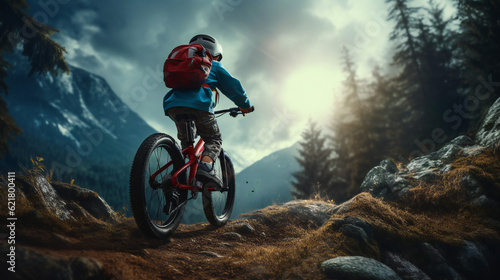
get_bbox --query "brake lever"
[229,110,240,118]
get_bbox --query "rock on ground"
[321,256,402,280]
[476,97,500,147]
[2,176,119,224]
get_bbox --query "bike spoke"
[131,134,188,238]
[208,159,231,218]
[144,146,174,227]
[156,148,161,176]
[148,191,161,221]
[153,196,162,223]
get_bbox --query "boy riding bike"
[130,35,252,238]
[163,34,254,188]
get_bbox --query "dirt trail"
[8,190,500,280]
[14,215,317,280]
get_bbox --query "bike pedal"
[163,204,171,215]
[204,181,221,192]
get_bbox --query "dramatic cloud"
[26,0,415,169]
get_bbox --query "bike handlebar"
[214,106,255,117]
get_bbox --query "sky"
[25,0,455,170]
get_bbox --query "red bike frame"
[148,107,251,192]
[149,138,206,192]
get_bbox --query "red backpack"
[163,44,213,89]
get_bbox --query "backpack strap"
[202,83,219,107]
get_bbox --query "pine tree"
[327,48,379,202]
[366,65,407,158]
[455,0,500,83]
[385,0,428,154]
[328,107,356,202]
[340,47,368,126]
[414,2,463,135]
[386,0,424,102]
[0,0,69,156]
[292,120,333,199]
[386,0,464,154]
[454,0,500,130]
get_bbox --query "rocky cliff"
[1,97,499,279]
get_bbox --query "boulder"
[404,136,475,182]
[359,135,491,201]
[3,176,119,224]
[331,196,357,214]
[450,135,475,146]
[330,216,374,240]
[383,252,431,280]
[360,160,411,200]
[321,256,402,280]
[280,200,336,226]
[244,200,337,227]
[411,243,463,280]
[476,97,500,147]
[339,224,370,244]
[452,241,489,280]
[17,176,73,220]
[51,182,119,224]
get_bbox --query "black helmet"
[189,34,223,61]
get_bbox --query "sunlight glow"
[281,64,341,121]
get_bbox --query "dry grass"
[216,199,374,279]
[218,219,344,279]
[215,148,500,278]
[335,193,497,246]
[235,231,343,279]
[228,191,498,278]
[2,147,499,279]
[401,147,500,214]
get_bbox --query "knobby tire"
[202,150,236,226]
[129,133,187,239]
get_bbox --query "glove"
[240,106,255,116]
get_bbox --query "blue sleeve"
[212,62,252,109]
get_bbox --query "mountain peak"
[5,53,155,150]
[2,53,157,210]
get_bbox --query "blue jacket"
[163,61,251,114]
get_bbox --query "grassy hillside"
[1,145,498,279]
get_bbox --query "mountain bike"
[129,107,249,239]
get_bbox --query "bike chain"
[165,189,198,216]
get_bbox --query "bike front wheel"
[129,133,187,239]
[202,149,236,226]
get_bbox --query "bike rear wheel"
[129,133,187,239]
[202,149,236,226]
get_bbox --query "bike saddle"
[175,114,198,140]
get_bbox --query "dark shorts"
[166,107,222,162]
